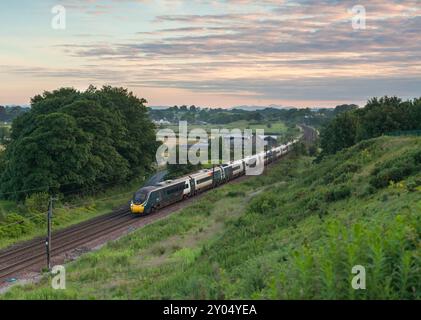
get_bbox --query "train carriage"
[131,137,300,215]
[231,161,245,178]
[274,147,282,158]
[192,169,217,193]
[131,180,188,214]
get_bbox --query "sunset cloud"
[0,0,420,107]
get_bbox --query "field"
[2,136,420,299]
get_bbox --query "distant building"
[221,134,278,151]
[153,119,171,125]
[256,135,278,148]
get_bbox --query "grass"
[2,136,421,299]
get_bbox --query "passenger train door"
[183,180,191,197]
[189,177,196,196]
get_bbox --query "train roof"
[135,186,157,194]
[135,139,298,195]
[137,179,186,194]
[190,169,214,178]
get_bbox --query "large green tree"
[0,86,158,200]
[319,96,421,156]
[319,111,357,155]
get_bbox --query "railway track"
[0,198,204,284]
[0,206,135,283]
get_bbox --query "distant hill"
[230,104,294,111]
[150,104,320,111]
[149,106,173,110]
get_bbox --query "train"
[130,139,300,215]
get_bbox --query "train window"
[134,190,149,203]
[166,184,185,195]
[197,176,213,184]
[184,183,189,189]
[232,165,241,171]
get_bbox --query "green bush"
[324,185,352,202]
[370,150,421,189]
[406,177,421,192]
[248,193,278,214]
[25,192,50,214]
[266,213,420,300]
[337,163,361,175]
[370,166,412,189]
[226,191,246,198]
[0,213,35,239]
[356,184,376,198]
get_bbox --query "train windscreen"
[134,190,149,204]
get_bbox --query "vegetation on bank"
[320,96,421,156]
[0,86,158,201]
[0,177,146,249]
[3,136,420,299]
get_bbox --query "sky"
[0,0,420,108]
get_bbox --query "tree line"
[319,96,421,156]
[149,104,358,127]
[0,86,158,201]
[0,106,28,122]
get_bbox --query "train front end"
[130,188,149,214]
[130,202,144,214]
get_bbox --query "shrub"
[248,193,278,215]
[406,177,421,192]
[324,185,352,202]
[356,184,376,198]
[354,139,375,152]
[267,212,421,300]
[337,163,361,175]
[226,191,246,198]
[370,150,421,189]
[370,166,415,189]
[0,213,35,239]
[25,192,50,214]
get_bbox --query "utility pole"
[46,196,57,271]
